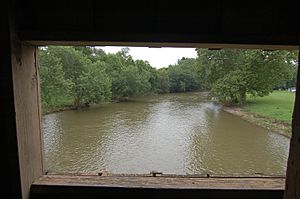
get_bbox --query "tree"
[78,61,112,106]
[39,47,71,108]
[104,48,152,99]
[168,58,201,92]
[157,68,170,93]
[41,46,112,109]
[196,49,296,104]
[112,64,151,98]
[74,46,106,62]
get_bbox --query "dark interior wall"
[1,1,22,198]
[18,0,299,46]
[30,185,284,199]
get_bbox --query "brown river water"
[42,92,289,176]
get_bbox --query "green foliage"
[196,49,297,104]
[78,61,112,105]
[39,46,297,113]
[154,57,202,94]
[156,68,170,93]
[212,70,247,104]
[39,47,158,111]
[245,91,295,123]
[102,48,153,98]
[39,48,72,108]
[112,64,151,98]
[168,58,201,92]
[40,46,112,109]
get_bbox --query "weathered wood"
[19,31,300,50]
[34,175,285,190]
[11,43,43,199]
[284,48,300,199]
[30,175,285,199]
[22,39,299,50]
[46,171,285,179]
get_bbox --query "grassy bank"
[224,91,295,137]
[245,91,295,124]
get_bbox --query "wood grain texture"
[284,48,300,199]
[12,45,43,199]
[34,175,285,190]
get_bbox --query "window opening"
[39,46,298,177]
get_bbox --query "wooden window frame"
[9,40,299,199]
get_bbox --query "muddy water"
[43,92,289,175]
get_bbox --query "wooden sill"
[33,174,285,190]
[30,174,285,199]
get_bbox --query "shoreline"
[42,93,292,139]
[42,98,140,115]
[42,106,74,115]
[42,91,205,115]
[222,106,291,138]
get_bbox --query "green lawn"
[245,91,295,124]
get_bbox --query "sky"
[98,46,197,69]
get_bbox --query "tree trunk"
[239,89,246,104]
[284,48,300,199]
[73,98,80,109]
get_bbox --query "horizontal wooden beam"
[31,175,285,199]
[32,175,286,190]
[19,31,299,50]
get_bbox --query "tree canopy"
[196,49,297,104]
[39,46,298,112]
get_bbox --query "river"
[42,92,289,176]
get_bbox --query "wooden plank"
[19,30,300,50]
[30,175,285,199]
[284,48,300,199]
[22,39,299,50]
[33,175,285,190]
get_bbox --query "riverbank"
[41,94,160,115]
[42,91,294,139]
[223,106,291,138]
[42,102,105,115]
[222,91,294,138]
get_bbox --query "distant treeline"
[39,46,298,111]
[39,46,202,111]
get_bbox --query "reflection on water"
[43,92,289,175]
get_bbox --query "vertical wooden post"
[11,45,44,199]
[284,48,300,199]
[1,0,44,198]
